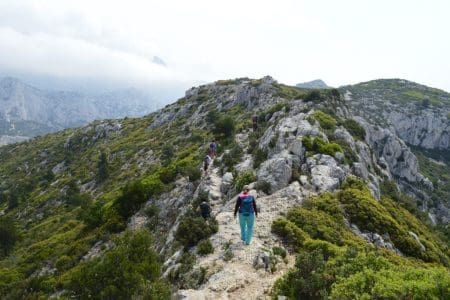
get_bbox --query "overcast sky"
[1,0,449,95]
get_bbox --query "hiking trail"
[177,133,309,300]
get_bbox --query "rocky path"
[178,160,308,299]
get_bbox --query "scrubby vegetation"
[272,178,450,299]
[197,239,214,256]
[234,170,257,192]
[63,230,170,299]
[175,211,218,249]
[302,136,343,157]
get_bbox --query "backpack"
[239,194,254,216]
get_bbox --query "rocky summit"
[0,76,449,299]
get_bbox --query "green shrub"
[144,204,160,229]
[302,136,313,150]
[197,239,214,256]
[253,148,268,168]
[158,165,177,184]
[312,111,337,130]
[63,230,169,299]
[161,144,175,165]
[0,267,23,296]
[273,249,330,299]
[79,200,105,229]
[342,119,366,140]
[96,151,109,182]
[272,218,310,250]
[272,246,287,258]
[303,136,343,156]
[234,170,256,192]
[286,208,344,245]
[114,180,148,219]
[304,90,322,102]
[331,265,450,300]
[55,255,74,272]
[175,214,218,248]
[213,116,235,138]
[0,217,19,257]
[222,143,243,171]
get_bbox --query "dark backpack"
[239,195,254,216]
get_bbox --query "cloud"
[0,0,449,93]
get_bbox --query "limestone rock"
[257,157,292,193]
[221,172,234,194]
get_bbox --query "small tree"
[0,217,19,257]
[213,116,235,138]
[97,151,109,182]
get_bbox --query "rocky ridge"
[1,76,448,298]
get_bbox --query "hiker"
[234,185,257,245]
[203,154,212,174]
[199,201,211,219]
[209,140,217,158]
[252,115,258,131]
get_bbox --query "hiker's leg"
[245,214,255,245]
[239,213,246,241]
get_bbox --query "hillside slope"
[341,79,450,223]
[0,77,448,299]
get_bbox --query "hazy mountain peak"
[296,79,330,89]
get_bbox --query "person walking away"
[209,140,217,158]
[199,201,211,219]
[203,154,212,174]
[252,115,258,131]
[234,185,257,245]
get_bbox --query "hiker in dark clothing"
[200,201,211,219]
[203,154,212,174]
[209,140,217,158]
[252,115,258,131]
[234,185,257,245]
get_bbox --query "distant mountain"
[0,77,163,144]
[296,79,330,89]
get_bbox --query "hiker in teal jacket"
[234,185,257,245]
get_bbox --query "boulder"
[257,157,292,193]
[221,172,234,194]
[304,154,347,192]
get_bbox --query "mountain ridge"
[0,76,449,299]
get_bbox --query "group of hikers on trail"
[200,136,258,245]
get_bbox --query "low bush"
[175,214,218,248]
[234,170,256,192]
[342,119,366,140]
[213,116,235,138]
[114,180,149,219]
[302,136,343,157]
[253,148,268,168]
[272,246,287,258]
[304,90,322,102]
[79,200,105,229]
[0,217,19,257]
[221,143,243,171]
[63,230,169,299]
[311,111,337,130]
[197,239,214,256]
